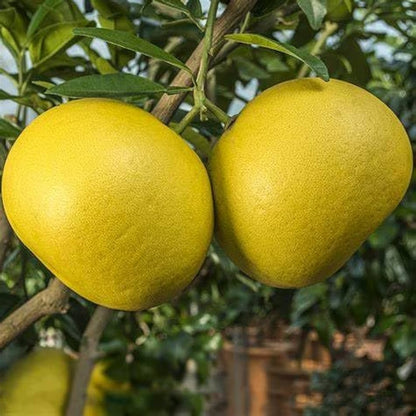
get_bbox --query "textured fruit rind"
[210,78,413,288]
[2,99,214,310]
[0,348,73,416]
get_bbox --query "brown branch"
[152,0,259,124]
[0,278,70,349]
[65,306,114,416]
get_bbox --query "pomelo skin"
[209,78,413,288]
[2,99,214,311]
[0,348,73,416]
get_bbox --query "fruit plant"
[0,1,414,415]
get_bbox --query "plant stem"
[205,98,231,125]
[297,21,338,79]
[16,51,26,124]
[194,0,221,118]
[173,0,227,133]
[152,0,259,123]
[65,306,114,416]
[195,0,220,94]
[172,105,200,135]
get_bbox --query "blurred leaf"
[187,0,203,18]
[29,21,89,67]
[156,0,203,29]
[322,36,371,86]
[368,220,400,249]
[255,49,290,72]
[392,320,416,358]
[0,90,18,100]
[312,313,335,347]
[232,55,271,81]
[73,28,191,73]
[0,293,21,319]
[92,0,136,68]
[26,0,65,39]
[252,0,287,17]
[156,0,189,14]
[292,14,317,47]
[225,33,329,81]
[0,7,28,54]
[46,73,191,97]
[291,283,328,320]
[297,0,327,30]
[178,126,212,158]
[0,118,21,138]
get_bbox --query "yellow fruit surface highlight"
[0,348,73,416]
[2,98,214,310]
[210,78,413,288]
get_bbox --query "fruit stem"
[297,21,338,79]
[194,0,221,119]
[205,98,232,125]
[174,0,231,134]
[172,105,200,134]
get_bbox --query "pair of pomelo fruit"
[2,78,412,311]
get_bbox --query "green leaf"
[180,126,211,158]
[73,28,191,74]
[155,0,203,29]
[29,21,88,67]
[233,55,271,81]
[225,33,330,81]
[0,118,21,139]
[392,321,416,358]
[46,73,190,98]
[368,220,399,249]
[187,0,203,18]
[0,8,28,53]
[91,0,130,18]
[92,0,136,68]
[297,0,327,30]
[156,0,189,14]
[26,0,65,39]
[0,90,17,100]
[32,80,55,89]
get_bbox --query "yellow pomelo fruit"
[89,361,130,394]
[84,360,130,416]
[84,384,107,416]
[209,78,412,288]
[2,98,214,310]
[0,348,73,416]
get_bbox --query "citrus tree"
[0,0,414,415]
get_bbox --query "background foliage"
[0,0,415,415]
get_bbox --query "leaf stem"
[172,105,200,134]
[194,0,220,117]
[297,21,338,79]
[173,0,230,134]
[205,98,231,125]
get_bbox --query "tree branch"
[0,278,70,349]
[152,0,259,124]
[65,306,114,416]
